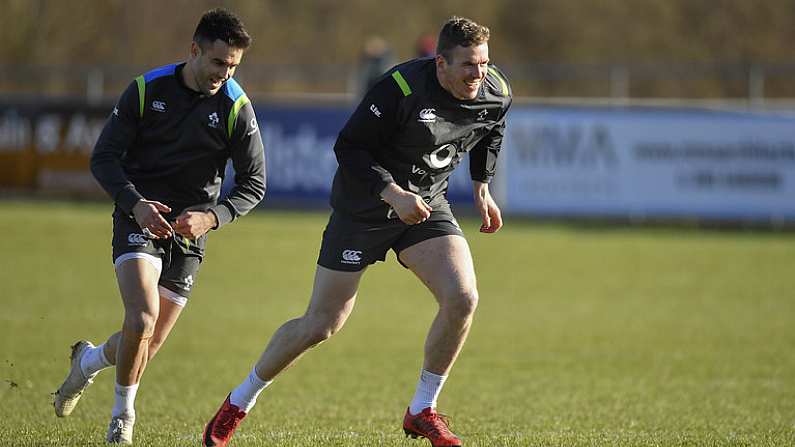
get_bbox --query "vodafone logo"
[426,143,456,169]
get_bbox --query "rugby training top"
[91,63,266,228]
[331,57,512,221]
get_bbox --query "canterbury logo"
[151,100,166,112]
[418,108,436,123]
[127,233,149,246]
[341,249,362,264]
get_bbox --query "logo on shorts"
[127,233,149,247]
[341,249,362,265]
[184,274,194,290]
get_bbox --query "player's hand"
[380,183,432,225]
[132,200,173,239]
[173,211,217,240]
[474,181,502,233]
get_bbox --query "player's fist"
[380,183,432,225]
[173,211,217,239]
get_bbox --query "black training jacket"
[331,57,512,221]
[91,62,265,228]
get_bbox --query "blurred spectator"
[356,35,395,97]
[415,33,436,58]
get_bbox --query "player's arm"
[470,95,512,233]
[470,122,506,233]
[209,101,266,230]
[334,76,431,224]
[333,78,400,196]
[473,181,502,233]
[91,81,173,238]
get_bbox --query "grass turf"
[1,200,794,446]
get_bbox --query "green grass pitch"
[1,200,794,446]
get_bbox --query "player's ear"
[435,54,447,70]
[190,41,201,59]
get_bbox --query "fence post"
[610,65,630,101]
[748,65,765,105]
[87,68,104,105]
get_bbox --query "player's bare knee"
[123,311,158,339]
[441,288,479,320]
[300,317,342,347]
[303,325,335,347]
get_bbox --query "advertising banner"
[0,102,108,193]
[503,106,795,220]
[5,98,794,222]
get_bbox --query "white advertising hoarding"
[502,106,795,220]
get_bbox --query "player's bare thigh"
[397,235,477,301]
[114,256,161,310]
[303,265,367,326]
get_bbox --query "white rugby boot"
[106,413,135,444]
[54,340,98,417]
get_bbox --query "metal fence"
[3,62,795,104]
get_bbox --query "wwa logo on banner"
[503,117,622,211]
[511,123,619,169]
[502,106,795,220]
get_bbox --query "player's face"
[188,39,244,96]
[436,43,489,100]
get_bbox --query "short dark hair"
[193,8,251,50]
[436,16,490,62]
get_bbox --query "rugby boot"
[203,395,247,447]
[403,407,462,447]
[54,340,98,417]
[106,413,135,444]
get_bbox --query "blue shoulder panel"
[143,64,178,83]
[224,78,246,102]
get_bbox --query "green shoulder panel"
[487,67,509,97]
[391,71,412,96]
[135,75,146,118]
[228,95,251,139]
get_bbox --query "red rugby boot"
[403,407,462,447]
[202,395,247,447]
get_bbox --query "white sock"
[229,367,272,413]
[112,383,139,418]
[409,369,448,415]
[80,343,113,377]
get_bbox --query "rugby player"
[53,8,265,444]
[203,16,510,447]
